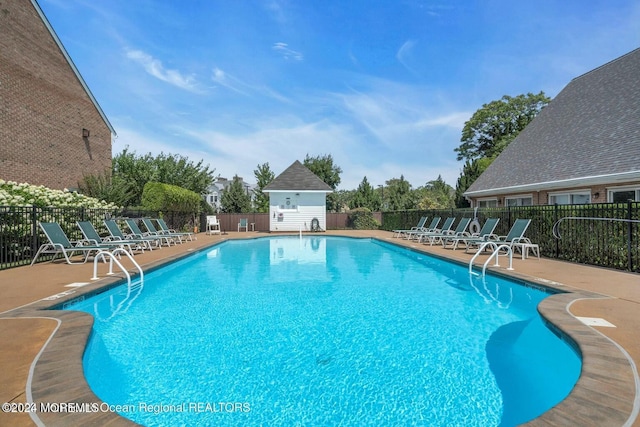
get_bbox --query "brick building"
[0,0,115,190]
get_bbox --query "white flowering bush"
[0,179,122,265]
[0,179,119,209]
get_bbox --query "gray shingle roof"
[465,48,640,196]
[263,160,333,192]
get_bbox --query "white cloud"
[211,67,250,96]
[396,39,418,73]
[272,42,304,61]
[125,49,200,92]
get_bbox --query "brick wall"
[0,1,112,190]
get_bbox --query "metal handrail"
[553,216,640,239]
[91,248,144,286]
[468,241,514,276]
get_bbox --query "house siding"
[269,192,327,232]
[0,1,112,190]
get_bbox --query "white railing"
[468,241,514,277]
[91,248,144,286]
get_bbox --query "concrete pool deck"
[0,230,638,426]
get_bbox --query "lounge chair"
[404,217,441,240]
[31,222,120,265]
[238,218,248,232]
[392,216,427,238]
[464,219,532,254]
[104,219,159,250]
[141,218,188,243]
[421,217,471,246]
[206,215,221,235]
[77,221,145,254]
[442,218,500,250]
[414,217,456,242]
[156,218,196,241]
[125,219,175,247]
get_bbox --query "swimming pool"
[65,236,581,426]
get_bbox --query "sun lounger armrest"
[512,237,531,244]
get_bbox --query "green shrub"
[348,208,380,230]
[141,182,201,213]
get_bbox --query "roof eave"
[464,170,640,198]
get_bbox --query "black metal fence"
[382,201,640,273]
[2,202,639,272]
[0,206,197,269]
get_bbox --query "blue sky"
[39,0,639,190]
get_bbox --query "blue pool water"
[65,236,580,426]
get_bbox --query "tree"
[385,175,413,211]
[416,175,454,209]
[253,162,275,213]
[303,154,342,189]
[303,153,343,212]
[454,158,493,208]
[332,189,355,213]
[220,175,252,213]
[454,92,550,162]
[105,147,216,207]
[77,169,135,207]
[350,176,381,211]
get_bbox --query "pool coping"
[2,233,638,426]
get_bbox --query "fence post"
[554,204,559,259]
[627,200,633,271]
[31,205,38,256]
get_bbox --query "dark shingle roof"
[263,160,333,192]
[465,48,640,196]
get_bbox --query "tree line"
[79,92,550,213]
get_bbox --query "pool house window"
[549,191,591,205]
[608,186,640,203]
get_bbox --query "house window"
[477,199,497,208]
[549,191,591,205]
[608,186,640,203]
[505,196,532,207]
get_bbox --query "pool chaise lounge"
[420,217,471,246]
[156,218,196,241]
[392,216,427,238]
[104,219,160,250]
[141,218,184,243]
[403,217,441,240]
[31,222,124,265]
[412,217,456,242]
[441,218,500,250]
[125,219,176,247]
[77,221,147,254]
[464,219,532,254]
